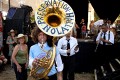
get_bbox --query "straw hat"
[16,34,28,43]
[10,29,15,33]
[8,29,17,35]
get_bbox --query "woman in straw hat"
[12,34,28,80]
[6,29,17,65]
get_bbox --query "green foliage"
[30,15,35,23]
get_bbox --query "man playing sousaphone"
[29,0,75,79]
[29,27,63,80]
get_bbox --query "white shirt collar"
[38,42,47,48]
[102,30,110,35]
[65,36,72,40]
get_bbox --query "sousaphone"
[30,0,75,79]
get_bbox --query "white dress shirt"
[94,19,104,26]
[96,30,114,45]
[57,36,79,56]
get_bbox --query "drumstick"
[70,43,77,50]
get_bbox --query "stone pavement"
[0,64,95,80]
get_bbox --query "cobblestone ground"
[0,64,95,80]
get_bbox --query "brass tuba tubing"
[47,14,61,27]
[30,0,75,79]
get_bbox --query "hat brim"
[8,30,17,35]
[16,35,28,43]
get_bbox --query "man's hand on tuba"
[32,58,40,67]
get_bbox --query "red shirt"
[82,25,86,32]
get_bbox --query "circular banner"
[35,0,75,37]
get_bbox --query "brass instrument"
[30,0,75,79]
[44,6,66,27]
[30,45,56,79]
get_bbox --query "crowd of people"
[0,26,79,80]
[0,18,120,80]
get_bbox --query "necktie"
[67,39,70,56]
[103,33,106,45]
